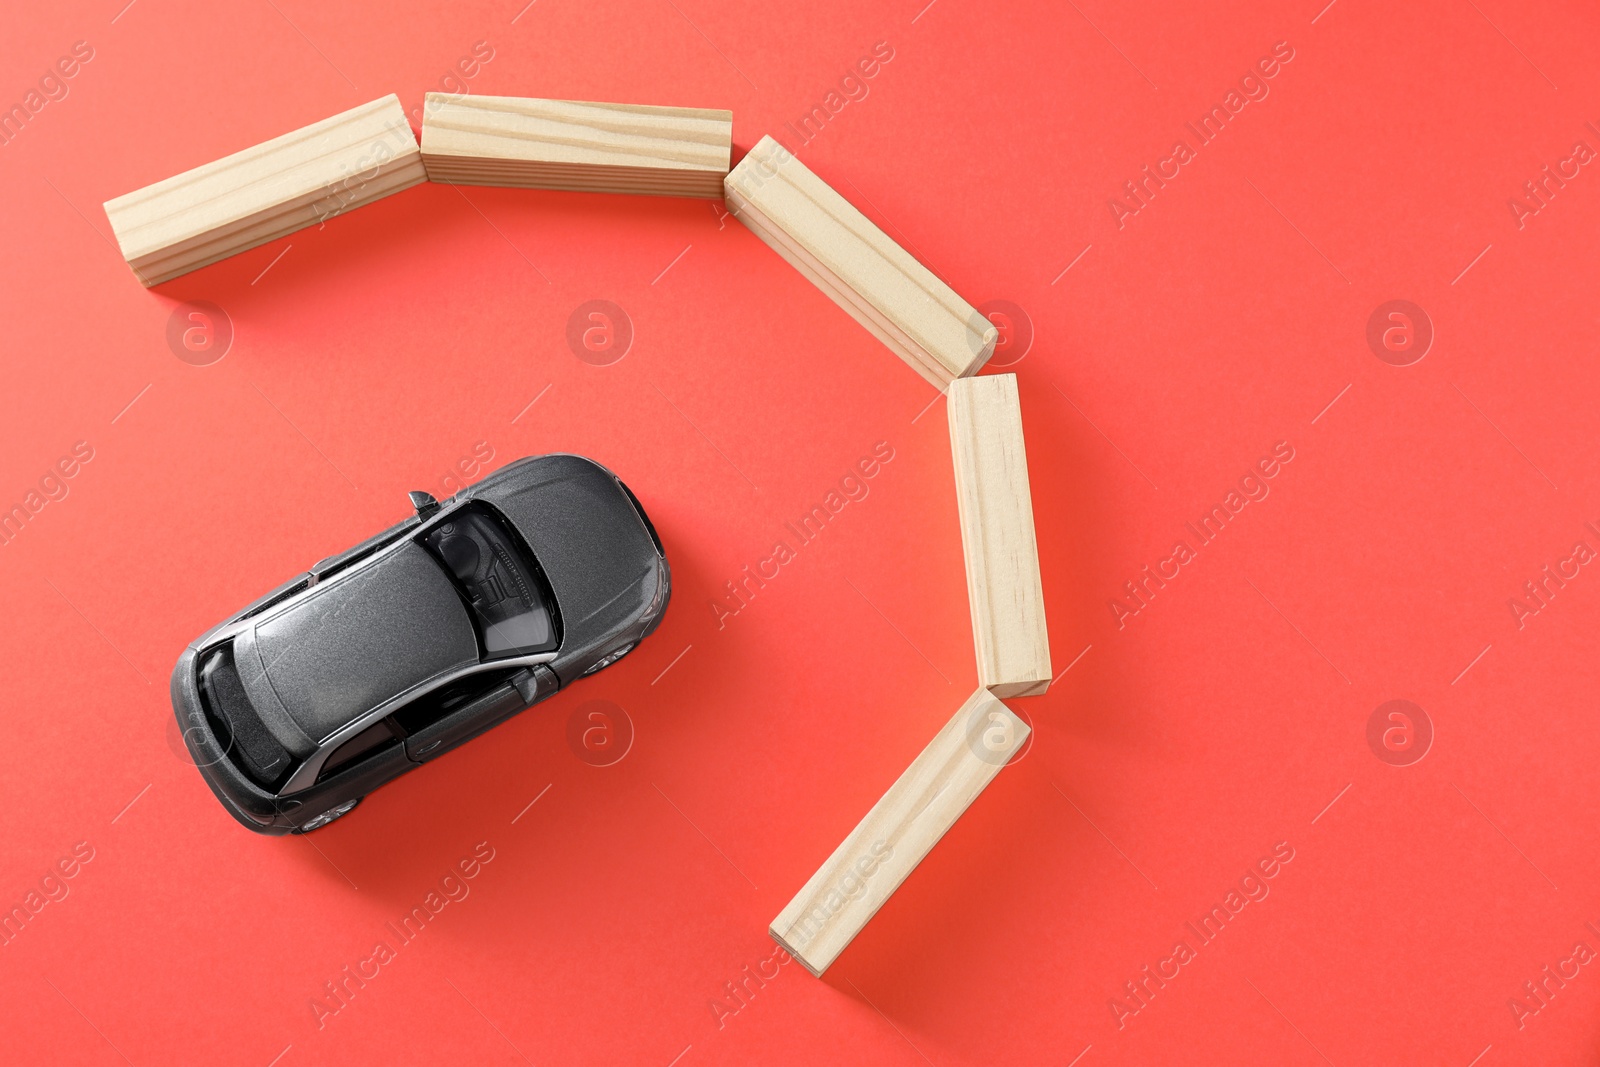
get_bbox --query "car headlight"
[583,643,635,676]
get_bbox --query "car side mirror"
[408,490,441,519]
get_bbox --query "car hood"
[472,455,661,671]
[234,540,479,750]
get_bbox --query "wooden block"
[419,94,732,198]
[723,135,996,390]
[948,373,1052,697]
[770,687,1028,976]
[104,95,424,287]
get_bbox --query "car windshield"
[421,504,560,658]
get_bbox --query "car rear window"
[421,504,560,659]
[199,646,294,789]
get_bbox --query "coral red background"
[2,0,1598,1063]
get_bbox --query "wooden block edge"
[423,90,734,125]
[986,676,1050,699]
[767,925,825,978]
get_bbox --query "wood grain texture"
[419,94,731,198]
[724,135,996,390]
[948,374,1052,697]
[769,687,1028,976]
[103,95,424,286]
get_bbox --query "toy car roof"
[235,540,480,747]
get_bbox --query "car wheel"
[292,797,361,833]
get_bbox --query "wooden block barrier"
[421,94,731,198]
[104,94,424,286]
[769,687,1029,975]
[724,135,996,390]
[948,373,1052,697]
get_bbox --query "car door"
[310,714,414,793]
[396,664,561,764]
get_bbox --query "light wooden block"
[104,95,424,287]
[769,687,1028,976]
[420,94,732,198]
[948,374,1051,697]
[724,135,996,390]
